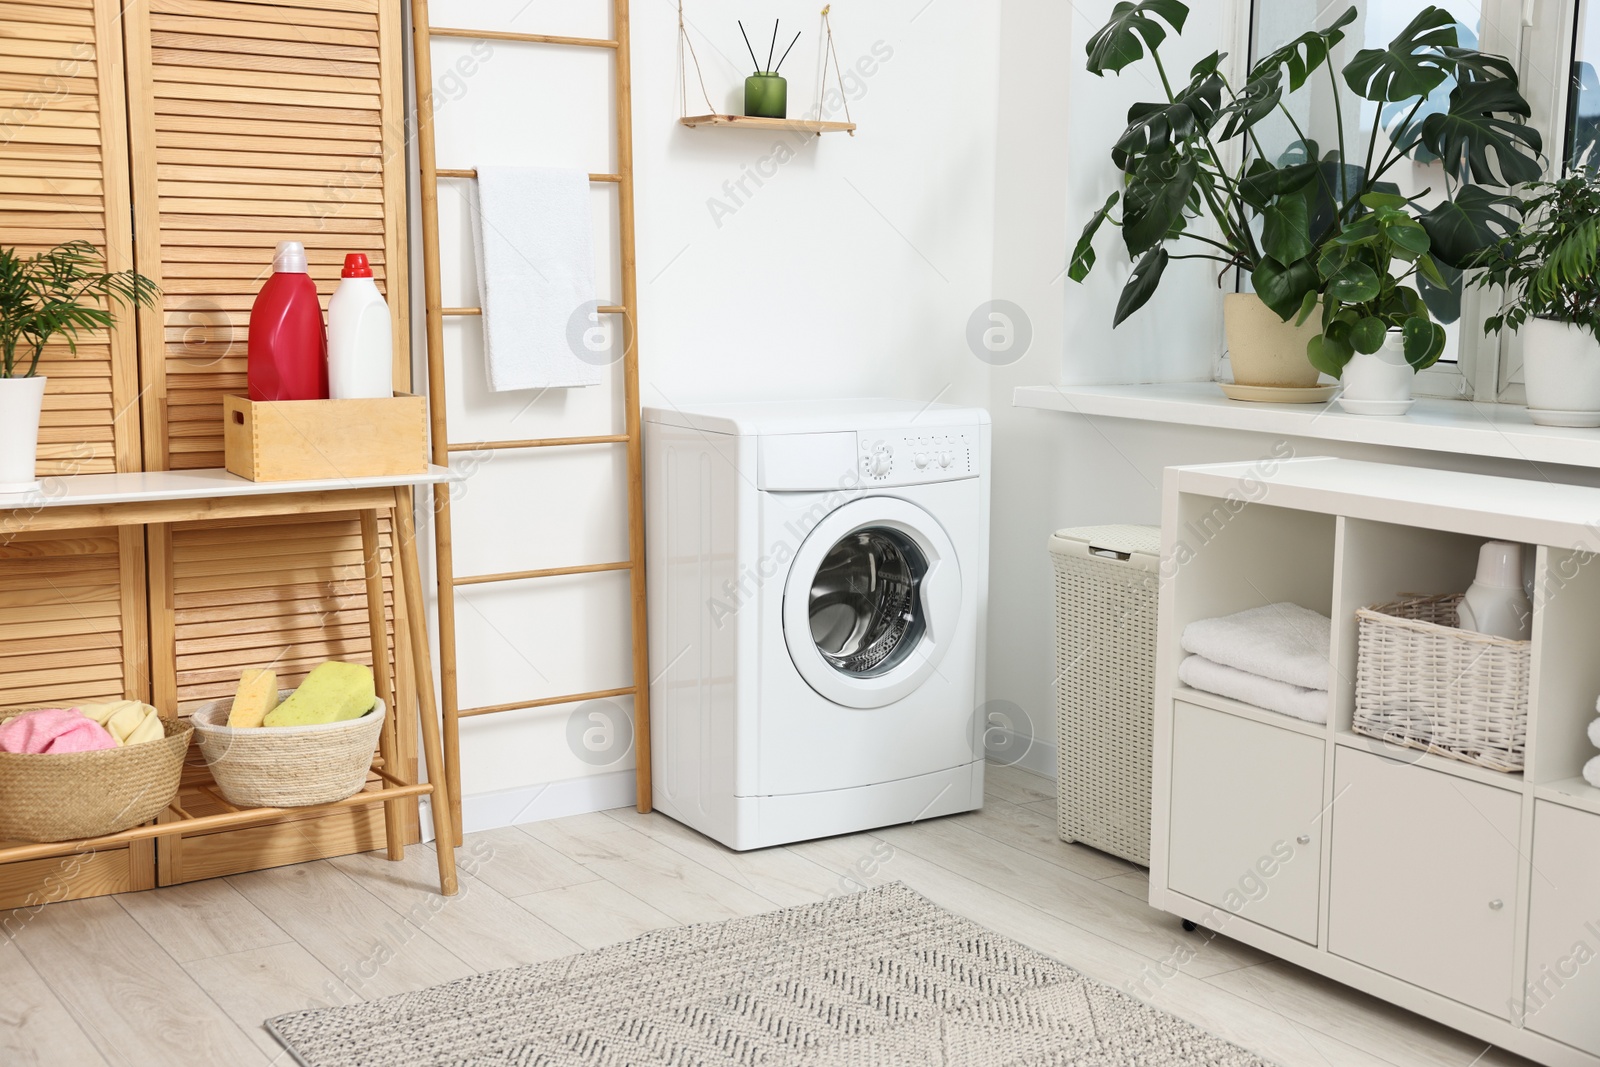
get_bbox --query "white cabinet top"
[1172,457,1600,550]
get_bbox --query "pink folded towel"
[0,708,118,754]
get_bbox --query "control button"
[914,453,929,469]
[867,444,893,478]
[938,452,953,469]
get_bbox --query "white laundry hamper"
[1048,525,1161,866]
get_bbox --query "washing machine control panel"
[857,428,978,485]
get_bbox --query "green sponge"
[264,661,376,727]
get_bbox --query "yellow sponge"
[227,668,279,729]
[263,662,375,728]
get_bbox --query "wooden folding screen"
[0,0,418,901]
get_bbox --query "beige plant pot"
[1224,293,1322,388]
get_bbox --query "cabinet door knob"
[1489,899,1504,911]
[1296,835,1311,845]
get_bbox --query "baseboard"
[986,728,1058,781]
[418,768,638,842]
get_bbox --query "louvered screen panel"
[124,0,407,470]
[117,0,419,874]
[0,0,140,473]
[0,0,147,724]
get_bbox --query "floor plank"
[582,829,780,924]
[115,878,291,963]
[946,793,1141,882]
[513,878,679,951]
[874,813,1270,979]
[604,807,843,906]
[329,845,583,970]
[227,860,475,1001]
[11,897,269,1065]
[1207,960,1544,1067]
[183,942,352,1061]
[0,943,109,1067]
[983,762,1056,806]
[454,826,600,899]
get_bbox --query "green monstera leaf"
[1122,155,1198,255]
[1344,6,1458,102]
[1419,79,1543,187]
[1113,246,1170,325]
[1419,186,1521,268]
[1251,5,1358,91]
[1251,255,1319,321]
[1261,194,1314,265]
[1112,68,1222,168]
[1069,191,1119,283]
[1086,0,1190,76]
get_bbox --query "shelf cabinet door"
[1328,748,1521,1017]
[1525,802,1600,1055]
[1167,702,1326,944]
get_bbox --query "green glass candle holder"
[744,72,788,119]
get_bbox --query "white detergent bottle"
[327,253,393,399]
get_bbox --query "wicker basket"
[0,712,192,842]
[190,693,385,807]
[1353,595,1530,772]
[1049,524,1161,866]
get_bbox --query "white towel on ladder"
[472,166,602,391]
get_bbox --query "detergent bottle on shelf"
[247,241,327,402]
[326,253,393,400]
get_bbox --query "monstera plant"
[1070,2,1539,393]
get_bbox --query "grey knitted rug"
[266,882,1273,1066]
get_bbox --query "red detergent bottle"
[247,241,328,401]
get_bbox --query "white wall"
[411,0,1002,823]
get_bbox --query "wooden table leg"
[360,507,404,862]
[392,488,458,896]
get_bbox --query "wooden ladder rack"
[410,0,652,845]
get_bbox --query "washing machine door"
[782,497,962,709]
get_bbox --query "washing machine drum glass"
[806,527,928,676]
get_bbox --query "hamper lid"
[1048,524,1161,560]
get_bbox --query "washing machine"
[643,399,989,850]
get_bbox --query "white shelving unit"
[1152,457,1600,1067]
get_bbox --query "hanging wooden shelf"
[680,114,856,134]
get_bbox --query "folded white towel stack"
[1587,702,1600,788]
[472,166,601,392]
[1179,655,1329,724]
[1182,602,1332,691]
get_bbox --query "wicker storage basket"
[0,712,192,842]
[1049,524,1161,866]
[190,694,385,807]
[1353,595,1530,772]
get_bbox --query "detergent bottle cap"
[272,241,308,273]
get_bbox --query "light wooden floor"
[2,763,1541,1067]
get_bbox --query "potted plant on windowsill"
[1305,192,1449,414]
[1473,172,1600,426]
[0,242,158,493]
[1069,2,1538,401]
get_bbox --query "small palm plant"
[1474,172,1600,337]
[0,241,159,379]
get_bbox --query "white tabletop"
[0,466,461,511]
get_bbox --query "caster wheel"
[1182,919,1198,933]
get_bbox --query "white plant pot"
[1522,317,1600,427]
[1336,331,1414,416]
[0,376,47,494]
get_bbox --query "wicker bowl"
[0,711,192,842]
[189,693,385,808]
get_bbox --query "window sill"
[1013,382,1600,469]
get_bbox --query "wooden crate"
[223,394,428,482]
